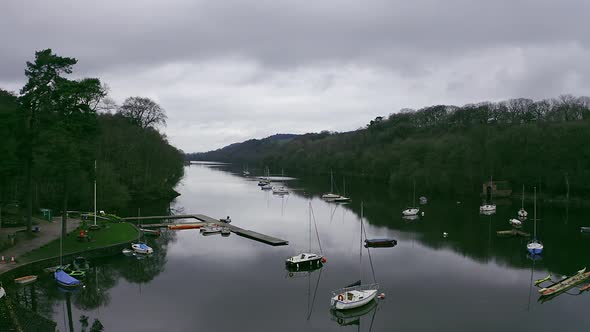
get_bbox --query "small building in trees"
[482,180,512,198]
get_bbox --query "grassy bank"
[21,222,139,262]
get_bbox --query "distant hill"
[186,95,590,200]
[186,133,300,163]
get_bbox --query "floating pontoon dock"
[122,214,288,246]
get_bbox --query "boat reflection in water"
[285,263,323,278]
[330,298,378,327]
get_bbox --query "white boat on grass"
[331,202,379,310]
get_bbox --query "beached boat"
[132,242,153,254]
[55,269,81,289]
[538,268,590,297]
[331,203,379,310]
[14,275,37,285]
[364,238,397,248]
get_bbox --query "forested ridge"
[190,96,590,200]
[0,50,184,232]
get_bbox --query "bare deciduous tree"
[118,97,167,129]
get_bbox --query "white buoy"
[443,232,449,238]
[421,211,425,217]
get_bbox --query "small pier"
[122,214,288,246]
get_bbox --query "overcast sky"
[2,0,589,152]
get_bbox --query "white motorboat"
[131,242,153,254]
[509,218,522,227]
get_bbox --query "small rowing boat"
[168,224,202,230]
[14,275,38,285]
[538,268,590,296]
[141,228,161,236]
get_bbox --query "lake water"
[3,164,590,331]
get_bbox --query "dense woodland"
[0,50,184,233]
[190,95,590,200]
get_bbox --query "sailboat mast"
[330,170,334,193]
[521,185,525,209]
[308,201,311,253]
[412,180,416,207]
[533,187,537,238]
[94,160,97,227]
[360,202,363,281]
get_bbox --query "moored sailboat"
[286,202,325,269]
[402,181,419,216]
[518,185,528,219]
[526,187,543,255]
[331,202,379,310]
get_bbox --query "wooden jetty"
[496,229,530,237]
[122,214,289,246]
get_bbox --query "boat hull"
[14,275,38,285]
[331,290,378,310]
[285,256,323,269]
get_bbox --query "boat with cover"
[331,202,379,310]
[526,187,543,255]
[14,275,37,285]
[402,181,419,216]
[286,202,325,269]
[132,242,153,254]
[538,268,590,297]
[55,269,82,289]
[364,238,397,248]
[518,185,528,219]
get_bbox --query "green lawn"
[22,222,139,262]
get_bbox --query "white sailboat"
[331,202,379,310]
[527,187,543,255]
[402,181,419,216]
[322,170,341,200]
[286,202,325,269]
[272,186,289,195]
[333,177,351,202]
[518,185,528,219]
[480,175,497,214]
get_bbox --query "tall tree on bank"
[118,97,167,129]
[20,49,104,235]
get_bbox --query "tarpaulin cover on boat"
[54,270,80,286]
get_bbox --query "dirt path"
[0,217,80,275]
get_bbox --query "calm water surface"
[4,164,590,331]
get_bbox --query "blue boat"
[55,269,81,289]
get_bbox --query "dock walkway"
[122,214,289,246]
